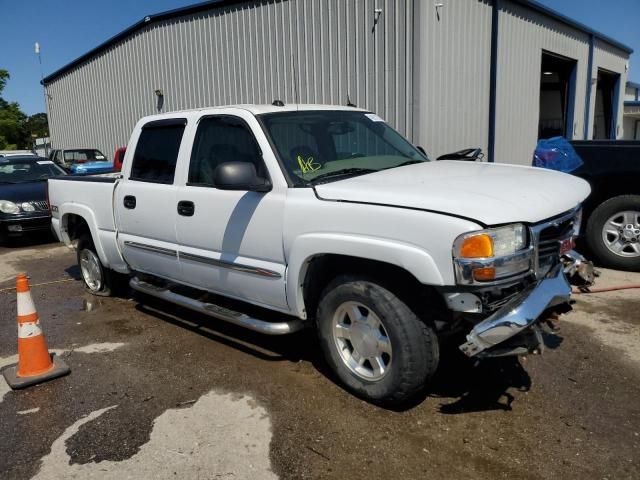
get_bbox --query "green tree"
[26,112,49,138]
[0,69,47,150]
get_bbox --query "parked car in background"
[0,151,37,158]
[570,140,640,271]
[48,104,590,404]
[0,156,67,243]
[69,161,116,175]
[49,148,108,169]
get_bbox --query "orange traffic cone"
[2,274,70,389]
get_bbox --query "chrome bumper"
[459,264,571,357]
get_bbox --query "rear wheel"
[77,234,114,296]
[316,275,439,405]
[586,195,640,271]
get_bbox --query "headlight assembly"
[453,224,532,284]
[0,200,20,214]
[21,202,36,212]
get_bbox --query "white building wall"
[494,0,590,165]
[46,0,416,159]
[623,116,639,140]
[412,0,492,159]
[587,38,629,139]
[44,0,632,166]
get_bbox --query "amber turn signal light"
[459,234,493,258]
[472,267,496,281]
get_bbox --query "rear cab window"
[129,118,187,184]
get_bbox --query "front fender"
[286,233,445,318]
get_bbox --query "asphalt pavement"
[0,238,639,479]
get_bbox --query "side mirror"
[213,162,271,192]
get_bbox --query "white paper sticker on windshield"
[96,155,105,160]
[37,161,54,165]
[365,113,385,122]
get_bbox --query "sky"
[1,0,639,115]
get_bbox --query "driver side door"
[174,114,288,310]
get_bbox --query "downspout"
[487,0,499,163]
[583,33,594,139]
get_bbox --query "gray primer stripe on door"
[124,241,177,257]
[179,251,282,278]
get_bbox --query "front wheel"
[316,276,439,405]
[586,195,640,271]
[77,234,114,296]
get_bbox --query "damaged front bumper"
[459,263,571,358]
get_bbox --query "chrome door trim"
[179,251,282,278]
[124,241,177,257]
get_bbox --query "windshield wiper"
[309,168,377,185]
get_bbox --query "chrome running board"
[130,277,304,335]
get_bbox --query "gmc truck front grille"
[531,210,578,278]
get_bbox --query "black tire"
[77,234,114,296]
[316,275,439,405]
[585,195,640,272]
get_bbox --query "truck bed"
[48,175,126,272]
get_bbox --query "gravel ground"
[0,239,638,479]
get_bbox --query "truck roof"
[138,103,370,122]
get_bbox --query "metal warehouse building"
[42,0,633,165]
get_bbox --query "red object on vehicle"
[113,147,126,172]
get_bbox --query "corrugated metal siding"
[45,0,415,159]
[588,38,628,139]
[494,0,590,165]
[44,0,631,166]
[623,116,639,140]
[412,0,492,159]
[624,86,636,102]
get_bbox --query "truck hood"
[313,161,591,225]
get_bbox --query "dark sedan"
[0,156,67,242]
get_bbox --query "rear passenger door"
[116,118,187,280]
[174,114,288,310]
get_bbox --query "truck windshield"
[260,111,428,186]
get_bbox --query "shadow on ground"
[133,293,564,414]
[0,232,57,249]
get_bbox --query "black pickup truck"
[570,140,640,271]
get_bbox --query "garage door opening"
[593,69,621,139]
[538,52,577,139]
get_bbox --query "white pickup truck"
[49,104,590,404]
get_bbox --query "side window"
[129,119,186,184]
[188,116,265,187]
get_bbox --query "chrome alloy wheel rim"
[602,210,640,258]
[80,249,103,291]
[332,301,392,381]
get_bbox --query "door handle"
[177,200,195,216]
[123,195,136,209]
